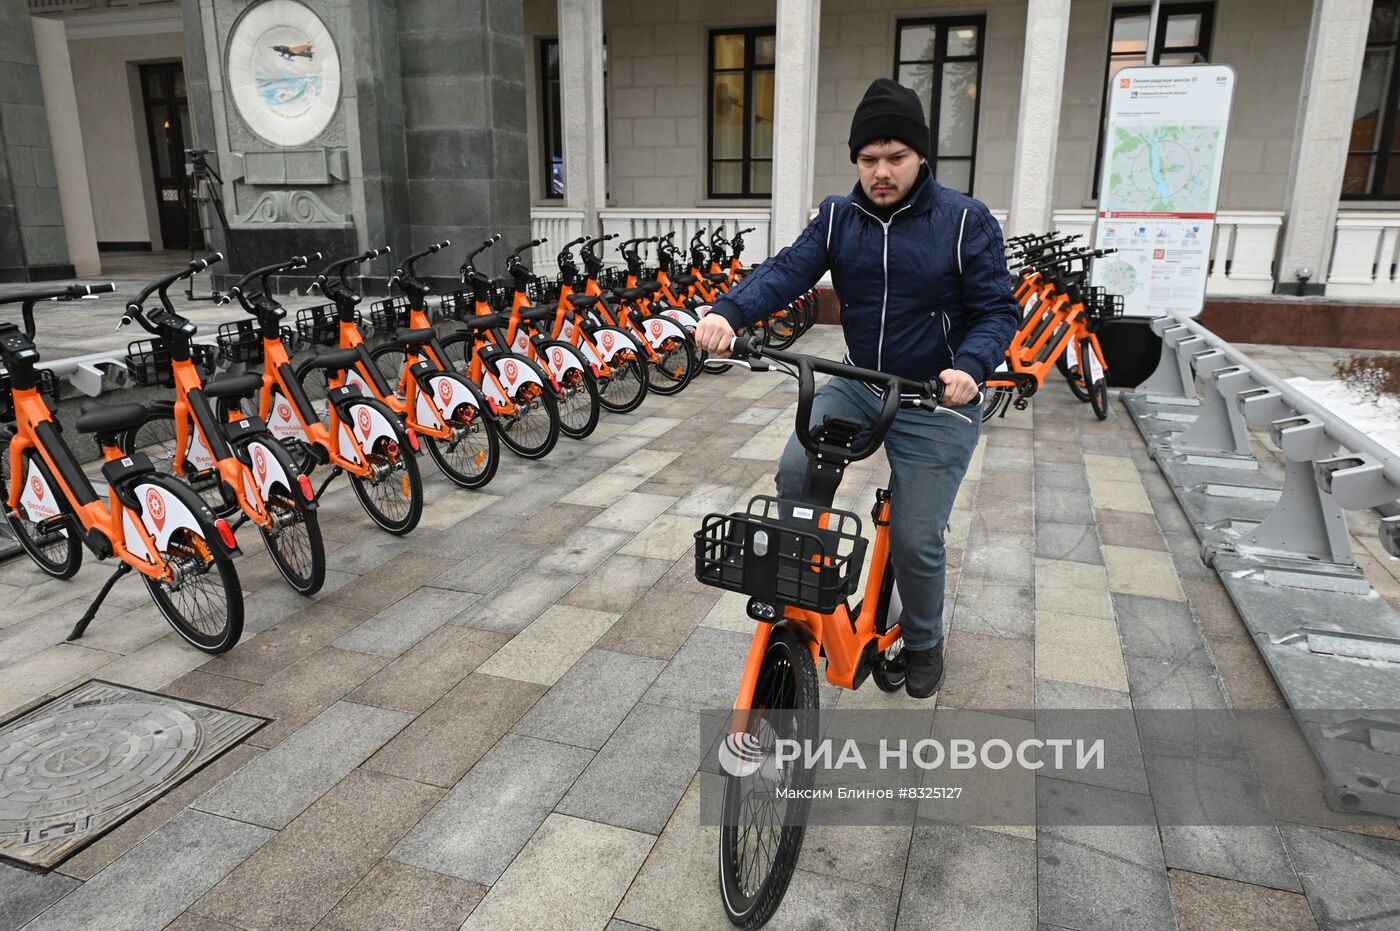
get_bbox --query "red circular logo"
[504,359,519,384]
[146,488,167,529]
[29,475,43,500]
[437,377,453,404]
[601,332,614,351]
[551,348,563,370]
[277,402,292,422]
[253,445,268,482]
[651,321,663,338]
[357,408,372,436]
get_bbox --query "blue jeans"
[775,377,981,651]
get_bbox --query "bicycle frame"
[731,494,901,714]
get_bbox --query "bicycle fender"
[638,315,690,349]
[657,307,699,332]
[240,436,296,504]
[338,399,401,463]
[537,340,587,382]
[415,372,482,430]
[592,325,640,363]
[489,352,546,398]
[131,474,235,558]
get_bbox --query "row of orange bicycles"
[982,230,1124,422]
[0,227,814,655]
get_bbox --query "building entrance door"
[139,62,201,250]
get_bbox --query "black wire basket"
[439,289,473,322]
[216,319,264,364]
[694,495,867,614]
[368,297,413,334]
[124,339,216,388]
[296,303,342,346]
[0,367,59,421]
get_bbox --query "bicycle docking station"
[1122,311,1400,817]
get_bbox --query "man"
[694,77,1018,699]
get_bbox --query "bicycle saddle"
[568,295,603,309]
[307,347,361,370]
[391,327,436,347]
[518,305,555,322]
[204,373,264,400]
[459,313,507,330]
[76,402,147,436]
[670,274,699,288]
[704,272,729,284]
[612,287,650,302]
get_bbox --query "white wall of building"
[68,31,184,248]
[528,0,1325,224]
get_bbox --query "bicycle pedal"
[1013,398,1029,410]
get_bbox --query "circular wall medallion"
[227,0,341,147]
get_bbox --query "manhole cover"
[0,680,265,870]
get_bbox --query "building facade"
[0,0,1393,304]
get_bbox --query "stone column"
[1007,0,1071,238]
[558,0,607,236]
[32,16,100,277]
[769,0,821,251]
[1275,0,1373,294]
[396,0,530,285]
[0,4,72,282]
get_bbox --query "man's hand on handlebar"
[938,368,978,406]
[694,313,735,356]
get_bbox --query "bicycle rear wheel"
[124,406,229,512]
[645,334,696,395]
[145,527,243,654]
[1,445,82,579]
[350,432,423,535]
[596,351,648,413]
[719,626,818,929]
[554,365,601,439]
[425,398,500,489]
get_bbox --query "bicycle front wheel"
[596,350,649,413]
[145,527,243,654]
[719,626,818,929]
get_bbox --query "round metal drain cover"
[0,681,264,869]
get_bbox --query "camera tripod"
[185,148,236,302]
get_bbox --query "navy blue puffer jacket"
[712,165,1017,386]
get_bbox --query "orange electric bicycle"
[222,253,424,534]
[122,255,326,595]
[981,243,1120,422]
[694,336,964,928]
[1,280,244,652]
[294,247,500,489]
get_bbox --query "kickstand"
[67,562,133,642]
[313,467,341,501]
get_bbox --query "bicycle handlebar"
[583,233,618,262]
[0,281,117,340]
[729,336,944,463]
[315,245,391,292]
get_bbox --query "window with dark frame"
[1345,0,1400,198]
[708,26,776,198]
[1092,3,1215,198]
[893,16,985,195]
[540,38,564,198]
[539,37,609,201]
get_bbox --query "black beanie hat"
[848,78,929,163]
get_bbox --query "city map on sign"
[1104,124,1222,214]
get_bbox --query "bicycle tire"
[765,308,799,350]
[497,375,560,459]
[0,444,82,579]
[551,357,602,439]
[145,526,243,654]
[644,333,696,396]
[349,427,423,534]
[595,351,649,413]
[422,374,500,489]
[719,625,818,929]
[239,436,326,595]
[1089,375,1110,420]
[1064,340,1091,403]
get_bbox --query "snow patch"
[1284,376,1400,458]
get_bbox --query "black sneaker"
[904,639,945,699]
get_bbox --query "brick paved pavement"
[3,327,1400,930]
